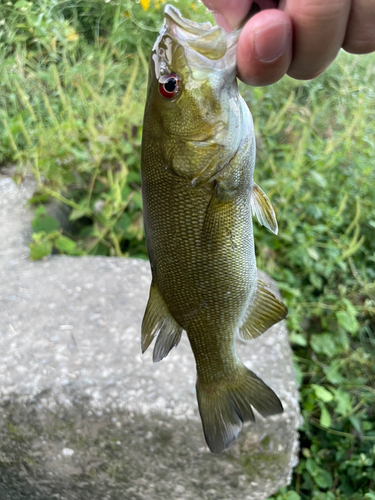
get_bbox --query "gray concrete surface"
[0,175,302,500]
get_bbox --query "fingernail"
[254,22,289,63]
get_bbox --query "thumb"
[237,9,292,86]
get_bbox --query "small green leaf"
[336,309,359,335]
[349,416,362,435]
[29,239,52,260]
[310,333,336,358]
[306,457,318,476]
[332,389,352,416]
[14,0,29,8]
[286,492,301,500]
[132,191,143,209]
[307,248,319,261]
[290,333,307,347]
[336,328,350,352]
[309,272,323,289]
[320,405,331,428]
[310,171,327,188]
[324,364,344,385]
[312,385,334,403]
[34,205,46,216]
[32,211,60,234]
[54,235,77,254]
[314,468,333,489]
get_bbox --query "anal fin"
[142,281,183,362]
[251,183,278,235]
[239,280,288,340]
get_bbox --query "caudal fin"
[196,366,283,454]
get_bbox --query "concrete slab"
[0,176,301,500]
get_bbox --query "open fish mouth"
[164,4,228,60]
[153,5,239,79]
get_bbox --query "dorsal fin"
[251,183,278,234]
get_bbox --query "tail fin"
[196,366,283,454]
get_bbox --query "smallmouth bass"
[141,5,288,454]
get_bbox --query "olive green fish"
[141,5,288,454]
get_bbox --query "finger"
[237,9,292,86]
[202,0,253,31]
[343,0,375,54]
[282,0,352,80]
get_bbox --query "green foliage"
[0,0,209,258]
[251,58,375,500]
[29,206,83,259]
[2,1,375,498]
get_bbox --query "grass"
[1,1,374,498]
[241,57,375,499]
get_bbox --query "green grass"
[1,1,375,498]
[241,57,375,499]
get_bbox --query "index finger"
[203,0,253,31]
[282,0,352,79]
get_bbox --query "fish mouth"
[161,5,239,67]
[152,5,239,84]
[164,5,227,60]
[164,4,215,36]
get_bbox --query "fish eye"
[159,73,181,99]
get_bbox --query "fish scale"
[141,4,288,454]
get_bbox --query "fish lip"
[164,4,214,35]
[163,5,239,64]
[164,4,240,47]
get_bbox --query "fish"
[140,4,288,454]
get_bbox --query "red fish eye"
[159,73,181,99]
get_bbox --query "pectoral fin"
[251,183,278,235]
[142,281,183,361]
[239,280,288,340]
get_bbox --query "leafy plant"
[250,57,375,499]
[0,0,210,258]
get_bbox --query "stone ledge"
[0,176,301,500]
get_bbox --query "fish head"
[146,5,244,183]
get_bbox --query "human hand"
[202,0,375,86]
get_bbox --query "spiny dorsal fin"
[239,280,288,340]
[141,281,183,361]
[251,183,278,235]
